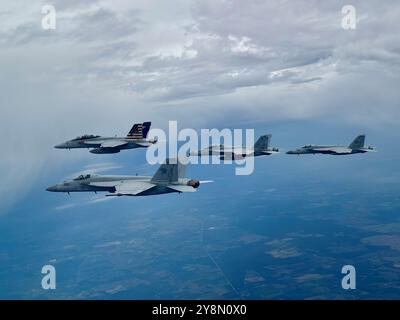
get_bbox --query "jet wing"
[90,180,155,196]
[220,149,251,159]
[99,140,129,148]
[114,181,155,195]
[167,185,197,193]
[81,139,128,148]
[313,147,352,154]
[221,152,246,160]
[115,181,155,196]
[133,142,150,147]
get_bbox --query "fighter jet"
[286,134,377,155]
[54,122,156,154]
[188,134,279,160]
[46,159,211,196]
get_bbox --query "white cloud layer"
[1,0,399,213]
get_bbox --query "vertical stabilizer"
[254,134,271,150]
[127,122,152,139]
[150,159,187,183]
[349,135,365,149]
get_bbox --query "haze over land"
[0,0,399,299]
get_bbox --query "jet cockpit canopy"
[73,174,92,181]
[73,134,100,141]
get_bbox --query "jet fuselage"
[286,145,376,155]
[46,174,198,196]
[189,145,279,159]
[55,136,155,152]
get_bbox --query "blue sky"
[0,0,400,299]
[1,118,398,298]
[1,1,400,214]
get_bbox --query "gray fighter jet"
[46,159,211,196]
[54,122,157,154]
[188,134,279,160]
[286,134,377,155]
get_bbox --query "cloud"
[54,203,77,211]
[53,194,116,212]
[295,273,332,283]
[94,241,121,248]
[66,162,123,180]
[362,235,400,251]
[1,0,400,213]
[266,238,302,259]
[87,196,116,204]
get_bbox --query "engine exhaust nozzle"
[187,179,200,188]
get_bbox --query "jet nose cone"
[54,143,64,149]
[286,151,294,154]
[46,185,57,192]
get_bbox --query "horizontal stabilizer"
[167,185,197,193]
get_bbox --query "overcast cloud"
[1,0,399,213]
